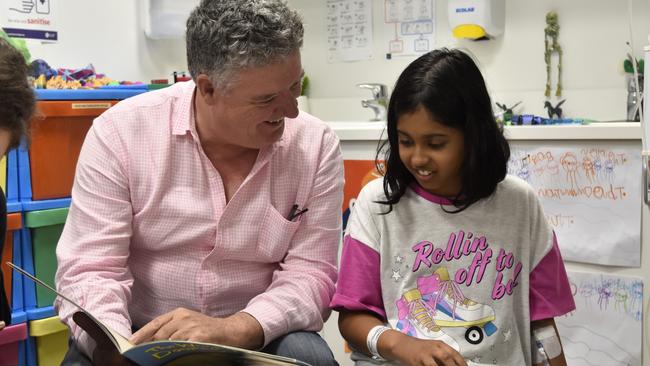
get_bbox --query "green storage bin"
[25,207,69,308]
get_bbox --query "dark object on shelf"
[173,71,191,83]
[495,101,522,122]
[543,99,565,119]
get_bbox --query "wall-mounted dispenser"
[448,0,505,40]
[142,0,200,39]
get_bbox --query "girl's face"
[396,106,464,198]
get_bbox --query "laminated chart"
[384,0,435,58]
[327,0,373,62]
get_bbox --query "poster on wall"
[1,0,58,42]
[383,0,435,59]
[327,0,373,63]
[508,142,641,267]
[556,270,642,366]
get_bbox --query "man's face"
[198,51,303,150]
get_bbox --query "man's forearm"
[227,312,264,349]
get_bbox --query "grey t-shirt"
[334,175,573,365]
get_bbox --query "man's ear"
[195,74,219,106]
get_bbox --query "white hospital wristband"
[367,325,390,361]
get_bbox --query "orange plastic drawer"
[28,100,117,200]
[1,212,22,307]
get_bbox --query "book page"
[123,340,307,366]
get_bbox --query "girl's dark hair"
[0,38,33,150]
[377,48,510,213]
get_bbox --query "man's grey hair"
[186,0,304,88]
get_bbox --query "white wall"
[22,1,650,123]
[293,0,650,122]
[25,0,187,84]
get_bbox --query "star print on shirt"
[394,254,404,264]
[503,329,511,342]
[391,269,402,282]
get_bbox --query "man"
[0,37,34,332]
[55,1,343,365]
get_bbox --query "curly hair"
[0,38,33,150]
[186,0,304,90]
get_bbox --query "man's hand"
[130,308,264,349]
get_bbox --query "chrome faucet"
[358,83,388,121]
[627,75,644,121]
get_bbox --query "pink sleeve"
[55,120,134,357]
[330,235,385,320]
[529,233,576,321]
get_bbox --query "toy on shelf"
[29,59,143,90]
[496,99,586,126]
[173,71,191,83]
[495,101,522,123]
[544,11,562,97]
[543,99,565,119]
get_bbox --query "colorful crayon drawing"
[556,271,642,366]
[508,143,641,267]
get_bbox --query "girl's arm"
[531,318,567,366]
[338,310,467,366]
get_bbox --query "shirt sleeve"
[54,118,134,357]
[331,235,385,320]
[529,233,576,321]
[242,127,344,346]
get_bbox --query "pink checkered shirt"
[54,81,344,355]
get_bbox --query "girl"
[331,48,575,366]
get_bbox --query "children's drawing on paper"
[557,271,642,366]
[508,143,641,266]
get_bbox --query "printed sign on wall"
[2,0,58,41]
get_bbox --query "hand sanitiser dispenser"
[448,0,505,40]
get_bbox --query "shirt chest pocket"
[253,205,300,262]
[218,204,299,262]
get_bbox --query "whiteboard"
[509,141,642,267]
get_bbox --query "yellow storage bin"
[29,316,69,366]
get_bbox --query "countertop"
[326,121,642,141]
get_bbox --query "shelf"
[327,121,642,141]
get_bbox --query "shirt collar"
[171,80,196,136]
[410,183,455,205]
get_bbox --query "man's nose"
[277,90,299,118]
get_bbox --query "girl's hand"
[388,336,467,366]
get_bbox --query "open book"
[7,262,312,366]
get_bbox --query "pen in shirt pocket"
[287,204,308,221]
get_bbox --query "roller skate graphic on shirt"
[423,267,498,345]
[395,288,460,351]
